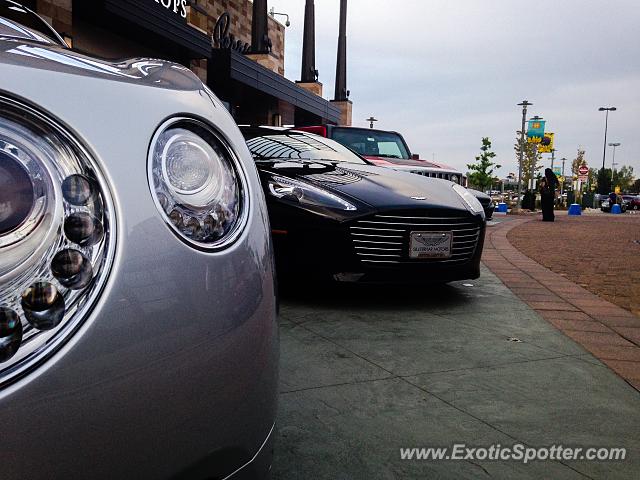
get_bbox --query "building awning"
[100,0,211,59]
[210,49,341,124]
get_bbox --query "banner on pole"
[538,132,555,153]
[526,119,546,143]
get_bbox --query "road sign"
[578,175,588,182]
[578,165,589,175]
[553,166,561,176]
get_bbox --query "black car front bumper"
[271,209,486,284]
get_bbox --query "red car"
[622,195,640,210]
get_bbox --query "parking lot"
[272,261,640,479]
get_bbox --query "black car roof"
[0,0,66,47]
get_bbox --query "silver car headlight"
[453,183,485,218]
[148,118,249,249]
[0,96,115,382]
[267,175,356,211]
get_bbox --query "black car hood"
[257,160,473,214]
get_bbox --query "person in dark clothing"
[540,168,559,221]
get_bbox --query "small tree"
[514,134,541,188]
[571,147,587,177]
[597,169,612,195]
[613,165,635,192]
[467,137,500,192]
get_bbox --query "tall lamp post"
[516,100,532,210]
[598,106,616,194]
[609,142,621,183]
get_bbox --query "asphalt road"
[272,266,640,479]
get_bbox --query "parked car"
[469,189,495,220]
[0,3,277,479]
[241,127,486,284]
[294,125,496,218]
[295,125,468,184]
[622,195,640,210]
[601,196,629,213]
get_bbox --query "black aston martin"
[241,127,486,283]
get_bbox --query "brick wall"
[36,0,72,38]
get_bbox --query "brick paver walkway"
[508,214,640,317]
[482,217,640,391]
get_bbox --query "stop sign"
[578,165,589,175]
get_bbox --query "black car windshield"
[245,132,369,165]
[331,127,411,159]
[0,0,64,45]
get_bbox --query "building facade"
[26,0,344,126]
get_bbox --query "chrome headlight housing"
[267,175,357,211]
[148,118,249,249]
[453,184,485,218]
[0,96,115,384]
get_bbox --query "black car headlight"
[267,175,356,211]
[453,184,485,218]
[0,96,115,382]
[148,118,249,249]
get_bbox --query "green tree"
[613,165,635,191]
[467,137,500,191]
[514,134,542,187]
[571,147,587,177]
[632,178,640,193]
[597,169,612,195]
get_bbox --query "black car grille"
[349,214,482,264]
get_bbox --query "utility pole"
[561,157,566,199]
[516,100,532,210]
[550,148,555,171]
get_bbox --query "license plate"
[409,231,452,259]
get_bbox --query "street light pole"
[598,106,616,194]
[609,142,620,183]
[560,157,566,199]
[550,148,555,171]
[516,100,532,209]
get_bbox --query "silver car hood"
[0,37,205,91]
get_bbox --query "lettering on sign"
[213,12,251,53]
[153,0,187,19]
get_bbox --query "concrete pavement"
[273,259,640,478]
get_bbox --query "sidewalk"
[483,217,640,391]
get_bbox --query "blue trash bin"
[611,204,622,214]
[568,203,582,216]
[497,202,508,213]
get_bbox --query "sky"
[267,0,639,179]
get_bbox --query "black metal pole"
[301,0,316,82]
[251,0,270,54]
[601,110,609,171]
[334,0,348,101]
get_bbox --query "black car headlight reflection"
[0,96,115,381]
[267,176,356,211]
[148,118,248,249]
[453,184,485,218]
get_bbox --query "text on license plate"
[409,231,452,259]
